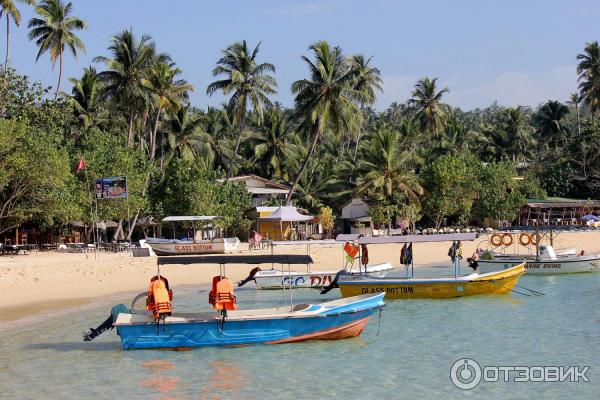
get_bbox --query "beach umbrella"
[580,214,600,222]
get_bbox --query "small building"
[517,198,600,226]
[247,206,316,240]
[224,175,291,207]
[340,199,373,236]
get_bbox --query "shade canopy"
[162,216,224,222]
[580,214,600,221]
[258,206,313,222]
[335,233,478,244]
[157,254,314,265]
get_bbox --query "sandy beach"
[1,231,599,323]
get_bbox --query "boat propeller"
[238,267,261,287]
[83,304,130,342]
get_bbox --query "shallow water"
[1,268,599,399]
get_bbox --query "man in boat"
[467,248,481,272]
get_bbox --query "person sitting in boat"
[579,250,585,256]
[467,249,480,272]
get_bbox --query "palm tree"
[534,101,570,149]
[165,105,204,162]
[577,41,600,115]
[196,106,235,170]
[252,107,301,180]
[407,77,449,136]
[65,66,105,128]
[27,0,86,98]
[94,29,162,146]
[1,0,35,73]
[350,54,382,160]
[141,62,193,161]
[286,41,366,205]
[568,92,584,136]
[504,106,535,161]
[355,128,423,204]
[206,40,277,178]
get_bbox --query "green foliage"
[421,154,480,228]
[472,162,525,222]
[0,118,80,233]
[319,206,335,238]
[152,159,252,236]
[77,128,150,222]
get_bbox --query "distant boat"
[334,233,526,299]
[146,216,240,255]
[83,254,385,350]
[477,245,600,274]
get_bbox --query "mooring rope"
[491,280,532,296]
[514,284,545,296]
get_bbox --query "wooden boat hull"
[146,238,240,255]
[113,293,385,349]
[253,263,393,289]
[337,264,525,299]
[477,257,600,274]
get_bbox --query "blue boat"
[84,254,385,350]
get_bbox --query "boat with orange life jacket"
[83,254,385,350]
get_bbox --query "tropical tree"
[286,41,365,204]
[577,41,600,115]
[27,0,86,98]
[349,54,382,160]
[252,107,301,180]
[568,92,584,136]
[196,107,235,170]
[65,66,105,129]
[165,105,204,162]
[141,62,193,161]
[206,40,277,177]
[94,29,162,146]
[407,77,449,136]
[1,0,35,73]
[534,100,570,149]
[504,106,534,161]
[355,127,423,204]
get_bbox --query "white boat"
[253,262,393,289]
[477,245,600,274]
[146,216,240,255]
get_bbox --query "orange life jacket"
[209,276,237,311]
[146,275,173,319]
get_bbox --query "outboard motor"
[238,267,261,287]
[320,270,348,295]
[83,304,129,341]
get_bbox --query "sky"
[6,0,599,111]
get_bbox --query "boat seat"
[293,304,310,312]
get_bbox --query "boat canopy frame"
[335,232,479,278]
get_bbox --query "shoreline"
[2,231,600,324]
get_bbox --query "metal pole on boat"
[535,225,540,262]
[289,263,293,312]
[453,241,459,278]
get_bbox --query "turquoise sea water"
[1,267,599,399]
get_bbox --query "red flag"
[76,157,86,173]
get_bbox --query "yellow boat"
[338,263,526,299]
[333,233,526,299]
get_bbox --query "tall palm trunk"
[150,106,162,161]
[54,50,63,99]
[575,104,581,136]
[228,104,247,178]
[4,15,9,74]
[127,113,134,147]
[285,122,321,205]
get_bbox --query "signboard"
[95,177,128,199]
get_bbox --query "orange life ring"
[530,233,539,246]
[519,233,531,246]
[501,233,513,246]
[490,234,502,247]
